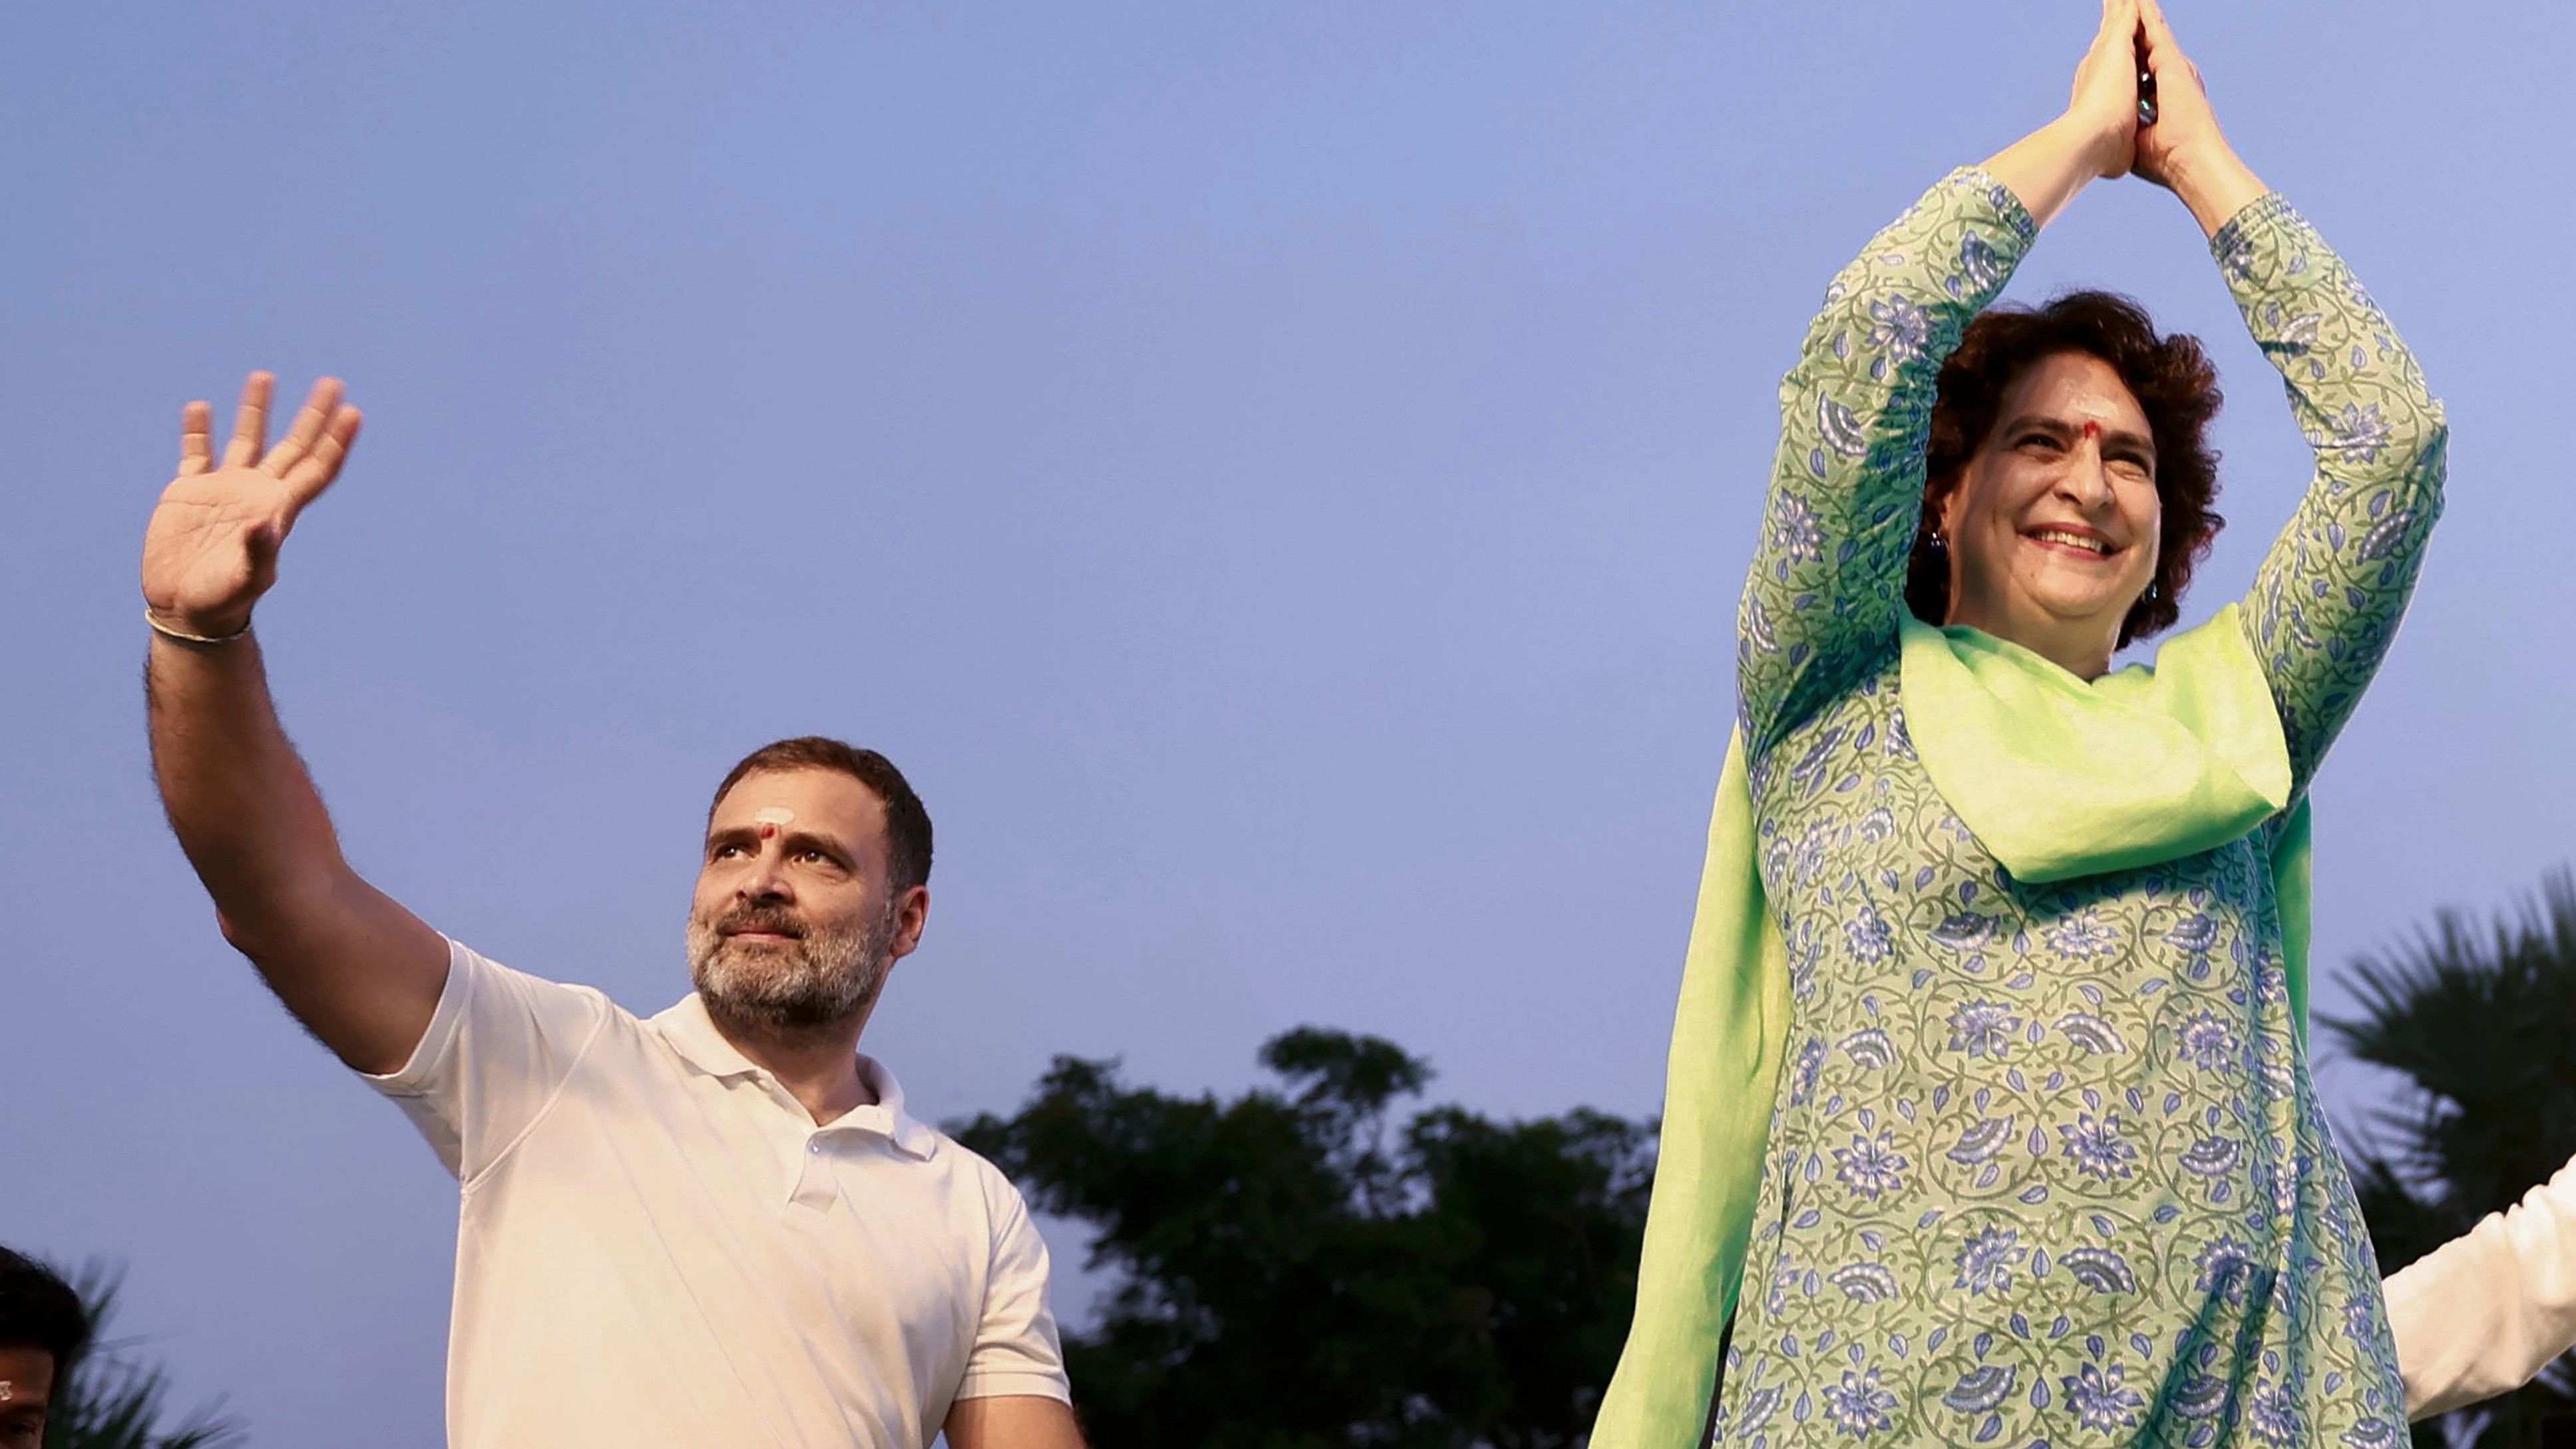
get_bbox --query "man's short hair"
[709,737,933,895]
[0,1247,91,1374]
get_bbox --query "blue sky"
[4,3,2569,1443]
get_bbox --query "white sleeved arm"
[953,1173,1071,1404]
[361,937,615,1185]
[2388,1155,2576,1420]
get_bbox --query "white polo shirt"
[367,938,1069,1449]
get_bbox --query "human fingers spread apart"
[145,371,364,635]
[258,377,363,509]
[190,373,363,502]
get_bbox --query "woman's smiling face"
[1935,349,2163,677]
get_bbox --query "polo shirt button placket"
[790,1134,840,1211]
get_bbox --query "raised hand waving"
[141,371,362,642]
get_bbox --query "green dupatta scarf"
[1590,604,2311,1447]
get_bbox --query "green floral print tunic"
[1719,168,2447,1448]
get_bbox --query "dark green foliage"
[950,1028,1655,1448]
[2325,869,2576,1449]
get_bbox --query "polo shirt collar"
[651,994,939,1161]
[655,993,763,1078]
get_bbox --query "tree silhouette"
[2326,868,2576,1449]
[950,1026,1654,1448]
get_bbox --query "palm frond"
[2322,867,2576,1218]
[2320,867,2576,1448]
[41,1259,245,1449]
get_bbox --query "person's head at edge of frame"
[1905,289,2227,681]
[687,736,935,1042]
[0,1248,91,1448]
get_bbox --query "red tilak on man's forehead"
[2082,419,2102,439]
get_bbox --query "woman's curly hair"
[1907,290,2226,647]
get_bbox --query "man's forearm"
[138,373,446,1073]
[146,630,351,946]
[944,1395,1086,1449]
[146,628,447,1072]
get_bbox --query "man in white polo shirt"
[137,372,1085,1449]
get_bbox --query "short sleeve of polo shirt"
[955,1172,1074,1403]
[364,937,615,1184]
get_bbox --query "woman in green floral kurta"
[1666,3,2446,1446]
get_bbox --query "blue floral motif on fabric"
[1718,171,2446,1446]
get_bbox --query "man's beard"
[686,897,898,1034]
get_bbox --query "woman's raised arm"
[1737,3,2143,752]
[2135,0,2447,787]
